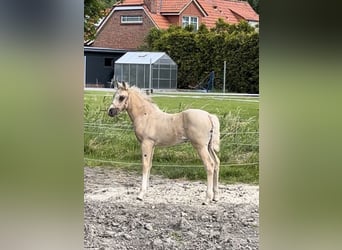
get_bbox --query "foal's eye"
[118,95,125,102]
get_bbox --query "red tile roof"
[119,0,144,5]
[160,0,191,13]
[222,0,259,21]
[114,0,258,29]
[144,6,170,29]
[199,0,259,27]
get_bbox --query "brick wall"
[93,10,155,50]
[166,15,179,25]
[181,2,203,24]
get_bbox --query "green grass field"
[84,90,259,184]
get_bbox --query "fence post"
[149,58,152,92]
[223,60,226,93]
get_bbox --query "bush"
[141,20,259,93]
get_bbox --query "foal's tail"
[209,114,220,153]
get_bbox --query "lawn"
[84,89,259,184]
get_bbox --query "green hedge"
[140,19,259,93]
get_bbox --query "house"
[84,46,127,87]
[89,0,259,50]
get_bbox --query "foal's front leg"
[137,140,154,200]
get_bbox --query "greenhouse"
[114,52,177,89]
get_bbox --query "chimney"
[144,0,157,13]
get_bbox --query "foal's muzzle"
[108,108,119,117]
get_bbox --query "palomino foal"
[108,82,220,204]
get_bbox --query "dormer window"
[182,16,198,31]
[121,15,143,24]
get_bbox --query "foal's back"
[143,109,213,147]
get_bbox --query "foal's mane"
[128,86,153,103]
[128,86,160,110]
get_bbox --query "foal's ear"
[122,81,129,90]
[116,81,123,89]
[117,81,129,90]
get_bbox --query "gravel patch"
[84,166,259,249]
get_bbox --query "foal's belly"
[149,114,187,146]
[133,112,191,146]
[153,125,188,146]
[154,134,188,147]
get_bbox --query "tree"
[84,0,117,41]
[247,0,259,14]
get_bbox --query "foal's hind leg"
[137,140,154,201]
[210,150,220,201]
[195,146,215,204]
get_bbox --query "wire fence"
[84,157,259,168]
[84,122,259,168]
[84,92,259,169]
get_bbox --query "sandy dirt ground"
[84,166,259,249]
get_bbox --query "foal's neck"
[126,90,159,122]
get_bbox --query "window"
[121,16,143,24]
[182,16,198,30]
[104,58,113,67]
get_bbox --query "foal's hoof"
[202,199,210,205]
[213,196,219,202]
[137,192,144,201]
